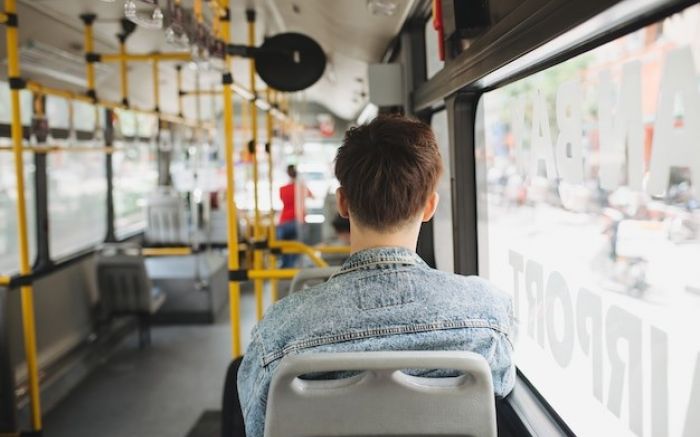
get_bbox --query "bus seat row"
[96,244,166,347]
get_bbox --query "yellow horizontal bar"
[142,247,192,256]
[182,90,223,96]
[0,12,7,24]
[316,245,351,255]
[100,52,192,63]
[27,81,212,130]
[246,269,299,280]
[0,275,10,286]
[27,81,93,104]
[0,145,116,154]
[270,241,329,268]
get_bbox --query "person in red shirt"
[277,165,312,267]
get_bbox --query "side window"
[476,5,700,436]
[48,103,106,258]
[425,17,444,79]
[113,111,158,238]
[431,110,453,272]
[0,82,36,273]
[0,153,36,273]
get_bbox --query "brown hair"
[334,114,443,231]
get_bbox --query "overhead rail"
[0,144,119,153]
[25,80,211,130]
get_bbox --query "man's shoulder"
[425,269,512,318]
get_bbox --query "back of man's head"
[334,114,443,232]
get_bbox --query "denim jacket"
[237,247,515,437]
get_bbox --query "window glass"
[425,17,444,79]
[48,151,106,258]
[113,141,158,238]
[0,152,36,273]
[431,110,453,272]
[0,84,33,126]
[46,96,69,129]
[73,101,96,132]
[475,5,700,437]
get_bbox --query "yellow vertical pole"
[80,14,97,102]
[5,0,42,430]
[247,9,264,320]
[175,64,184,117]
[152,59,160,112]
[220,1,242,357]
[266,89,278,302]
[118,34,129,107]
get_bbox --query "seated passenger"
[235,115,515,437]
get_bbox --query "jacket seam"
[261,319,510,366]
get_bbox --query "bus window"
[475,4,700,436]
[0,153,36,273]
[48,152,106,259]
[74,101,96,133]
[431,109,453,272]
[113,143,157,239]
[425,17,444,80]
[113,112,158,239]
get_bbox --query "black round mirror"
[255,33,326,92]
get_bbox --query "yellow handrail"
[25,80,212,130]
[270,240,329,268]
[247,269,299,280]
[100,52,192,63]
[5,0,42,430]
[152,59,160,111]
[118,36,129,106]
[266,88,278,302]
[247,8,264,321]
[0,275,10,286]
[142,247,192,257]
[0,145,117,153]
[220,0,243,358]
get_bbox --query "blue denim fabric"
[237,247,515,437]
[276,221,298,268]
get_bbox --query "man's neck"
[349,221,420,254]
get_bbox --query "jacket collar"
[335,247,425,276]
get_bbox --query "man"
[232,115,515,437]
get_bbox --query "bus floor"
[42,282,274,437]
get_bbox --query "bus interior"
[0,0,699,436]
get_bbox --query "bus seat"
[264,351,497,437]
[96,245,166,348]
[145,187,189,245]
[289,267,339,293]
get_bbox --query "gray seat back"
[145,187,188,245]
[264,351,497,437]
[289,267,340,293]
[96,245,158,314]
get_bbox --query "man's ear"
[421,192,439,222]
[336,187,350,218]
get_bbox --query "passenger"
[277,164,312,268]
[229,115,515,437]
